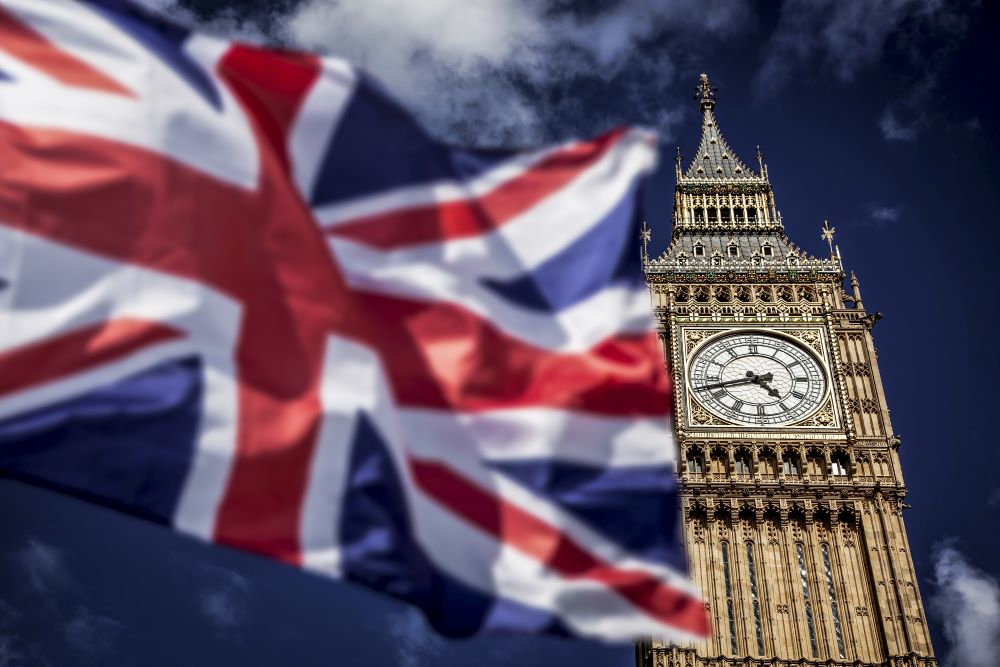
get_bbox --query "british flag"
[0,0,708,642]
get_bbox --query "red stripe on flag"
[356,290,670,416]
[0,121,250,298]
[218,46,321,176]
[0,6,133,96]
[326,128,628,250]
[0,119,360,563]
[0,319,183,398]
[410,457,710,637]
[208,52,360,563]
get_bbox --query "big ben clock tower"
[637,75,936,667]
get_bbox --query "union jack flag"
[0,0,708,641]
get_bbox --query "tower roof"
[645,74,843,276]
[680,74,765,183]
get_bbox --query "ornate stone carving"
[782,328,824,356]
[793,397,836,427]
[690,405,722,426]
[686,329,707,348]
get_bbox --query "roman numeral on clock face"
[757,405,766,416]
[732,399,744,411]
[748,344,758,354]
[792,390,805,400]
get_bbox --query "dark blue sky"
[3,1,999,665]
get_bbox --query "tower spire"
[679,74,762,183]
[695,73,717,112]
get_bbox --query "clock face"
[688,332,827,426]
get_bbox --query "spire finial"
[695,73,717,111]
[640,220,651,263]
[675,146,682,178]
[821,219,836,257]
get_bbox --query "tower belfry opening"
[638,75,935,667]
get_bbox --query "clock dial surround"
[688,332,827,426]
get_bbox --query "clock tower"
[637,75,935,667]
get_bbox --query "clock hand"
[750,372,781,398]
[693,372,758,391]
[757,380,781,398]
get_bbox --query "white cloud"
[0,637,25,667]
[756,0,972,143]
[139,0,750,145]
[869,205,900,222]
[756,0,928,95]
[15,539,72,596]
[197,568,251,633]
[879,107,921,142]
[385,609,443,667]
[0,601,20,632]
[282,0,743,144]
[63,606,121,658]
[930,543,1000,667]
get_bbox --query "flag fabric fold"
[0,0,708,642]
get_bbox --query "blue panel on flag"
[490,460,688,573]
[479,184,643,312]
[85,0,221,109]
[340,413,568,637]
[310,77,516,208]
[0,68,10,82]
[0,357,202,522]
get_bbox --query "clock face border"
[680,326,836,431]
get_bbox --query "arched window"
[721,542,738,655]
[746,542,765,655]
[821,543,846,658]
[796,543,819,658]
[734,453,752,476]
[747,208,758,222]
[710,449,728,475]
[807,451,825,477]
[830,452,850,477]
[720,207,732,223]
[783,452,800,477]
[758,450,778,477]
[733,207,745,222]
[727,242,740,257]
[707,207,719,223]
[693,242,706,257]
[686,451,704,474]
[694,207,705,222]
